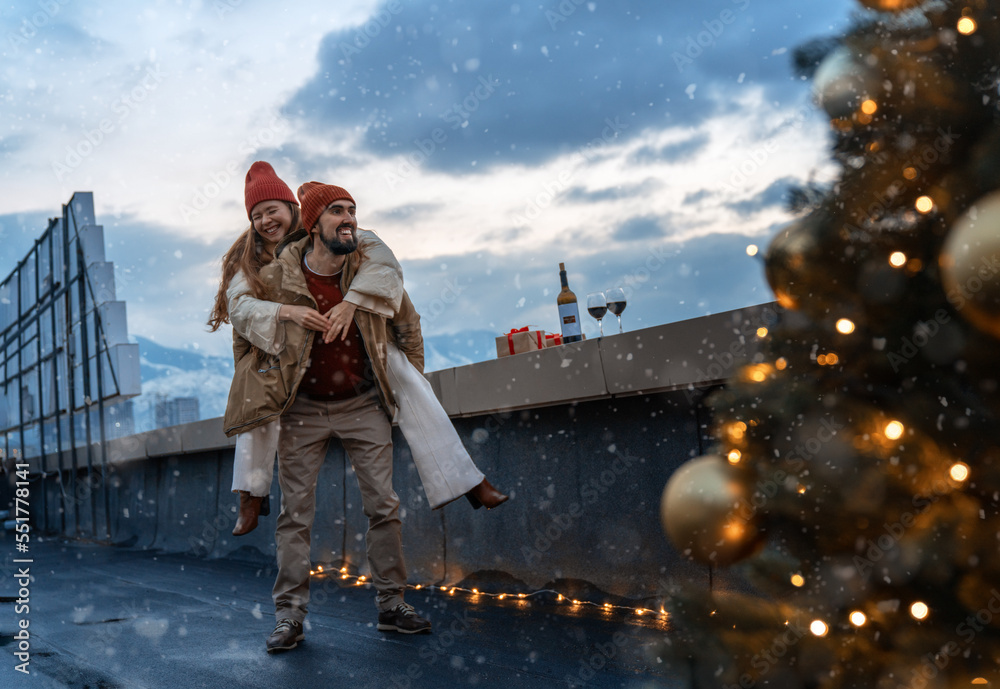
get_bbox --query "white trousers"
[231,343,484,509]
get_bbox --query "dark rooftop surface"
[2,535,682,689]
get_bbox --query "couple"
[208,161,508,652]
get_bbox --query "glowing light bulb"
[915,196,935,214]
[810,620,829,637]
[957,16,977,34]
[727,449,742,464]
[757,326,768,338]
[825,353,839,365]
[889,251,906,267]
[790,574,805,587]
[836,318,855,334]
[910,601,929,620]
[860,99,878,115]
[317,565,324,572]
[635,609,643,615]
[903,166,917,180]
[884,420,904,440]
[850,611,867,626]
[746,244,759,257]
[472,588,479,594]
[775,357,787,370]
[950,462,970,482]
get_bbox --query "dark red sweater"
[297,257,374,400]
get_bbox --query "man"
[227,180,431,652]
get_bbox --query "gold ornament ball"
[940,192,1000,340]
[660,455,763,566]
[856,0,924,11]
[812,45,877,120]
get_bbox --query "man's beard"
[321,225,358,255]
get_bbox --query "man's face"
[315,199,358,255]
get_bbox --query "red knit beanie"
[297,181,356,232]
[244,161,297,219]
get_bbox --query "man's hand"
[323,301,358,343]
[278,305,330,332]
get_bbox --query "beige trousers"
[272,388,406,623]
[234,343,484,506]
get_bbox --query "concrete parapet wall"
[25,303,778,602]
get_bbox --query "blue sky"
[0,0,856,366]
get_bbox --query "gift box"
[496,327,546,358]
[543,333,563,348]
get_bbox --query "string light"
[308,567,668,621]
[889,251,907,268]
[836,318,855,335]
[884,420,904,440]
[850,611,867,626]
[910,601,929,620]
[860,99,878,115]
[790,574,805,587]
[957,16,977,34]
[775,357,787,371]
[727,449,742,464]
[810,620,829,637]
[746,244,759,257]
[756,327,768,338]
[949,462,970,482]
[915,195,935,214]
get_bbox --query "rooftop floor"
[2,535,682,689]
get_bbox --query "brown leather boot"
[465,478,509,510]
[233,491,263,536]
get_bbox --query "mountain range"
[127,329,500,431]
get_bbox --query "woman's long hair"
[207,202,301,331]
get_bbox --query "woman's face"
[250,200,293,251]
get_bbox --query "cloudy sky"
[1,0,856,367]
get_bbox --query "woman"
[211,162,506,536]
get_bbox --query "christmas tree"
[660,1,1000,686]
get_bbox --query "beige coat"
[222,233,423,437]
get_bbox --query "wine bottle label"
[558,303,582,337]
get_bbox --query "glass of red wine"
[587,291,607,337]
[605,287,627,334]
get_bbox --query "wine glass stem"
[617,316,623,334]
[598,319,604,337]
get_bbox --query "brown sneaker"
[266,618,304,653]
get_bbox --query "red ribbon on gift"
[545,333,563,346]
[507,327,544,355]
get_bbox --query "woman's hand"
[278,305,330,332]
[323,301,358,343]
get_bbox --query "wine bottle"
[557,262,583,343]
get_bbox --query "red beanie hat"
[244,161,297,219]
[297,181,356,232]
